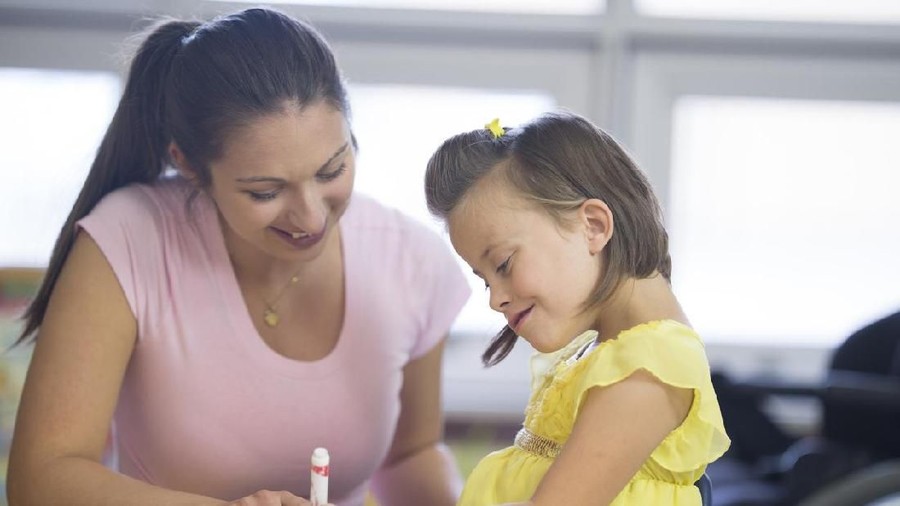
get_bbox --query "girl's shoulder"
[569,320,707,384]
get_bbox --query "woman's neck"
[219,216,340,291]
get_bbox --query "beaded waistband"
[514,427,563,459]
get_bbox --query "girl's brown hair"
[425,111,670,366]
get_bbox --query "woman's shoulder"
[343,193,445,250]
[90,176,193,224]
[344,193,424,228]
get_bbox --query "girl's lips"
[271,226,325,249]
[510,306,534,333]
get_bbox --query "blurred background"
[1,1,900,504]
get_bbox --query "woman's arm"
[6,232,223,506]
[511,369,694,506]
[369,339,462,506]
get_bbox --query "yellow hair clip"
[485,118,504,139]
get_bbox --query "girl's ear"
[579,198,614,255]
[168,141,199,185]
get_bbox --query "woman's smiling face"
[205,100,355,264]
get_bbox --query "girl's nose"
[488,284,511,313]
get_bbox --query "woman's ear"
[579,198,614,255]
[168,142,198,185]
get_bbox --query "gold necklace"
[263,273,300,328]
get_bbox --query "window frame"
[3,0,900,424]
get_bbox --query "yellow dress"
[458,320,731,505]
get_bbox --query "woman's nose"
[288,187,326,233]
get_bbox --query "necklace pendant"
[263,308,280,327]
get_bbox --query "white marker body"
[310,447,329,506]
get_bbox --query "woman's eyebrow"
[234,141,350,183]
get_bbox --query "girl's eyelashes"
[483,255,512,291]
[496,255,512,274]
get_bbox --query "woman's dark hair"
[17,8,350,344]
[425,111,671,366]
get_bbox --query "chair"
[695,473,713,506]
[798,461,900,506]
[708,310,900,506]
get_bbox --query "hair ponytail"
[17,8,350,345]
[16,19,199,344]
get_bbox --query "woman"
[7,8,469,506]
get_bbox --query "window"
[6,0,898,393]
[349,83,555,336]
[635,0,900,24]
[669,96,900,346]
[212,0,604,15]
[0,68,120,267]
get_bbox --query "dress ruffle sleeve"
[571,320,731,473]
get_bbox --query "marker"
[310,447,329,506]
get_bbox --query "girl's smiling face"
[448,173,605,353]
[204,101,355,265]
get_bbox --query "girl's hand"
[226,489,335,505]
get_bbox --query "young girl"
[424,112,730,505]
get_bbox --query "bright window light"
[211,0,604,15]
[669,96,900,346]
[349,84,555,337]
[0,68,120,268]
[636,0,900,24]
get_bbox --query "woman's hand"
[226,490,335,506]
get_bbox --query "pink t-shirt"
[77,177,470,505]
